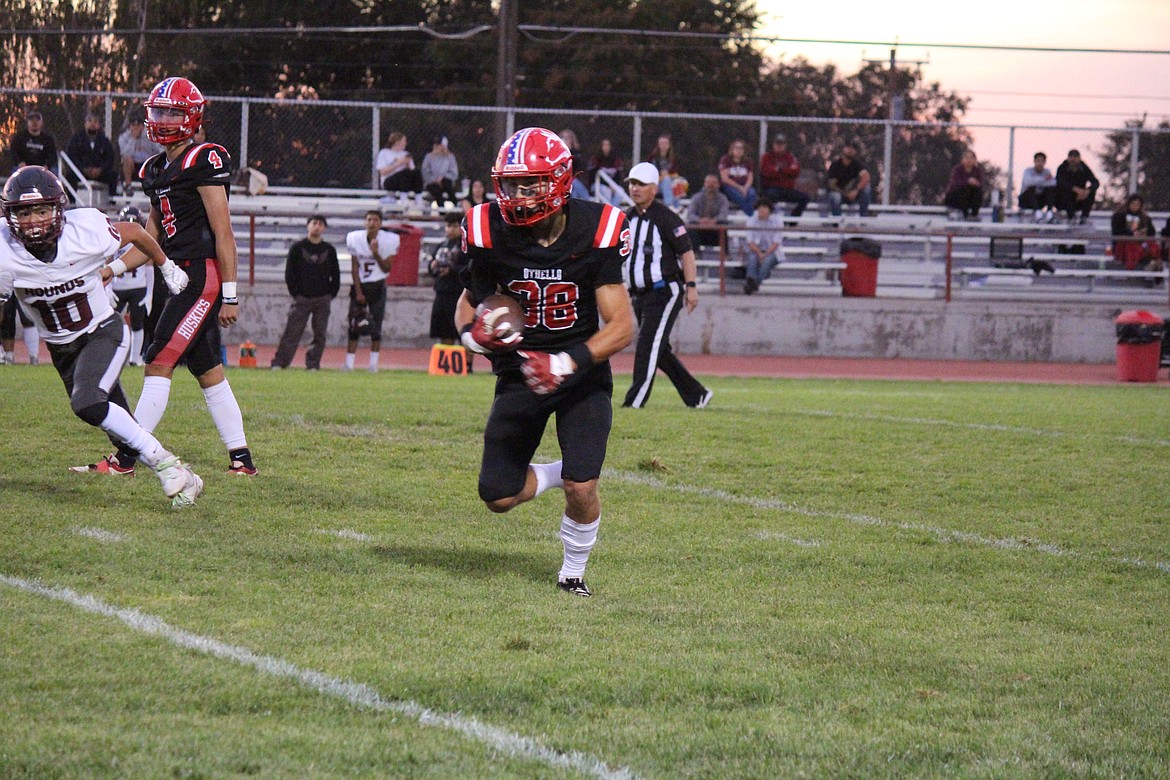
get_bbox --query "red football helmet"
[144,77,205,144]
[1,166,67,248]
[491,128,574,226]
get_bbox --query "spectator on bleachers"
[9,109,57,171]
[586,138,625,204]
[742,199,785,295]
[64,111,118,195]
[718,139,757,217]
[759,133,809,218]
[944,150,985,221]
[1110,194,1161,272]
[557,128,591,200]
[270,214,340,371]
[686,173,730,252]
[1018,151,1056,222]
[117,109,162,196]
[459,178,490,211]
[1053,149,1099,225]
[826,141,872,217]
[645,133,685,207]
[376,131,422,195]
[421,135,459,208]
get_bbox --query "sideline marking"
[753,530,822,548]
[73,527,127,543]
[607,470,1169,576]
[0,574,639,780]
[315,528,374,542]
[790,408,1170,448]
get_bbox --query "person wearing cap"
[621,162,712,410]
[421,135,460,208]
[9,110,58,172]
[65,111,118,194]
[117,109,162,196]
[759,133,809,218]
[271,214,340,371]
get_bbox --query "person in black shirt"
[826,141,872,217]
[456,127,635,598]
[64,112,118,194]
[427,211,468,344]
[9,110,58,171]
[1053,149,1099,224]
[271,214,341,370]
[621,162,711,409]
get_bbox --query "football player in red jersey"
[73,76,258,477]
[0,166,203,507]
[455,127,635,598]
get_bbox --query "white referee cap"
[625,162,661,185]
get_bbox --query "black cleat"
[557,578,592,598]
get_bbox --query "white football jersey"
[110,243,152,293]
[0,208,122,345]
[346,228,399,284]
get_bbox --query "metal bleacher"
[106,187,1169,303]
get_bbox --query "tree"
[1098,119,1170,211]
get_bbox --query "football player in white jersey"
[343,209,398,372]
[0,166,202,507]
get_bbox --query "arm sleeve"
[285,244,300,296]
[327,246,341,296]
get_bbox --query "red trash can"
[385,224,424,286]
[839,237,881,297]
[1115,310,1164,382]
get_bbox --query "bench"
[954,265,1168,292]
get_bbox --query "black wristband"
[460,323,474,336]
[222,297,239,306]
[566,343,594,373]
[685,281,697,289]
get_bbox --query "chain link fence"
[2,88,1165,210]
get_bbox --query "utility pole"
[494,0,518,146]
[862,47,927,205]
[131,0,148,91]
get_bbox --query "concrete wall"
[233,282,1151,364]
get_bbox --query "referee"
[621,162,713,409]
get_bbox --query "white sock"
[202,379,248,451]
[133,376,172,433]
[558,514,599,581]
[99,403,168,468]
[531,460,563,498]
[21,326,38,362]
[344,352,356,370]
[129,329,144,361]
[369,351,379,371]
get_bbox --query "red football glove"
[518,351,575,395]
[461,305,523,354]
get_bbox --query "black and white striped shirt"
[623,200,693,292]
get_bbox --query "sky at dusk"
[754,0,1170,182]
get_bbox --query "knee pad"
[75,401,109,427]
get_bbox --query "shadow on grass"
[371,543,551,586]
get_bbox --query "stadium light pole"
[494,0,518,147]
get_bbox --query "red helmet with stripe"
[491,128,573,226]
[144,77,205,145]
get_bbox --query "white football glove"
[158,259,189,295]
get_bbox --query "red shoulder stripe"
[467,203,493,248]
[593,204,624,248]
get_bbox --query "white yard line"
[753,530,822,548]
[0,574,640,780]
[315,528,374,542]
[607,470,1170,576]
[789,408,1170,448]
[72,527,128,543]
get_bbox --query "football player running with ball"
[456,127,635,598]
[0,166,202,507]
[74,76,258,478]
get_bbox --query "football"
[476,293,526,347]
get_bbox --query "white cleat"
[155,456,202,507]
[171,472,203,509]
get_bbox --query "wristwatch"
[684,281,697,289]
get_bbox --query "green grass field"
[1,365,1168,779]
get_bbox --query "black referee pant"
[622,279,707,408]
